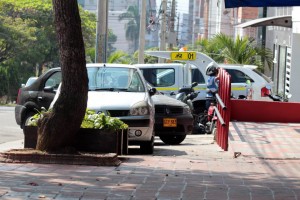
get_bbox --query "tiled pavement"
[0,122,300,199]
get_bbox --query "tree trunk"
[36,0,88,152]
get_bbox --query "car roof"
[134,63,183,67]
[87,63,135,69]
[218,64,258,70]
[48,63,136,71]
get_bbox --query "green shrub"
[27,109,128,131]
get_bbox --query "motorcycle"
[170,82,203,133]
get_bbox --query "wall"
[231,99,300,123]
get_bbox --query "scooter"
[173,82,199,112]
[170,82,203,133]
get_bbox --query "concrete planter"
[23,126,128,155]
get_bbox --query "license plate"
[163,118,177,127]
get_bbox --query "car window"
[141,68,175,87]
[25,77,38,87]
[225,69,253,83]
[44,72,62,89]
[87,67,145,92]
[191,68,205,84]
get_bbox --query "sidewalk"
[0,124,299,200]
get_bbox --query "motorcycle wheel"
[159,135,186,145]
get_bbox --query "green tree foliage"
[194,33,273,72]
[118,5,140,52]
[132,47,159,64]
[0,0,115,102]
[107,50,132,64]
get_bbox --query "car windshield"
[87,67,145,92]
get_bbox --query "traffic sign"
[170,52,196,61]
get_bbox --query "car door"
[37,71,62,109]
[225,69,252,98]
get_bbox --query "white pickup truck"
[135,51,273,112]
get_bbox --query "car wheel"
[140,136,154,155]
[21,111,36,129]
[159,135,186,145]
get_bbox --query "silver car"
[51,63,157,154]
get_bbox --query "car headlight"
[130,101,149,116]
[183,105,191,114]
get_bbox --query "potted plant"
[24,109,129,155]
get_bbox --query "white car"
[217,64,273,100]
[51,63,157,154]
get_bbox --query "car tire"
[140,136,154,155]
[159,135,186,145]
[21,111,36,129]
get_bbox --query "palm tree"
[118,5,140,53]
[194,33,273,72]
[107,50,132,64]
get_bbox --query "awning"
[235,15,292,29]
[225,0,300,8]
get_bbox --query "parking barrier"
[215,68,231,151]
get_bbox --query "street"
[0,106,23,144]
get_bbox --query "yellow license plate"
[163,118,177,127]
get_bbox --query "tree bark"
[36,0,88,152]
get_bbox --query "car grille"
[107,110,129,117]
[155,105,183,115]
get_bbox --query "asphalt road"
[0,106,23,144]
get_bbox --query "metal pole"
[138,0,146,64]
[159,0,167,63]
[169,0,176,50]
[95,0,108,63]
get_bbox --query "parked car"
[152,93,194,145]
[15,68,62,129]
[22,77,38,88]
[16,64,157,154]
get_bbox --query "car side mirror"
[149,88,157,96]
[21,84,25,88]
[44,86,55,93]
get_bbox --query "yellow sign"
[170,52,196,61]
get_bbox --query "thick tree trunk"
[36,0,88,152]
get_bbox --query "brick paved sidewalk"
[229,122,300,159]
[0,125,299,200]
